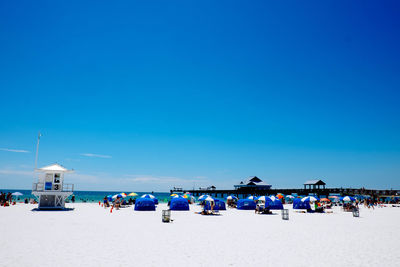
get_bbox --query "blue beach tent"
[170,197,190,211]
[236,199,256,210]
[134,198,156,211]
[293,198,311,210]
[265,197,284,210]
[214,199,226,210]
[204,201,220,211]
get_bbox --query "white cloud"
[0,148,30,153]
[81,153,112,159]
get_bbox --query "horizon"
[1,1,400,191]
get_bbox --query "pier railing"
[32,182,74,192]
[171,187,399,198]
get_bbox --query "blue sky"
[1,1,399,191]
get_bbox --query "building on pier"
[304,179,326,190]
[234,176,271,190]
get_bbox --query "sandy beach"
[1,203,399,267]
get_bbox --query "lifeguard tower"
[32,163,74,209]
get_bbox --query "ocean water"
[0,189,172,203]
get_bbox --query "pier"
[170,187,399,198]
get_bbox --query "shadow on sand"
[31,207,75,212]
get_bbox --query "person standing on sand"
[103,196,108,208]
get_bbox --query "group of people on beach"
[103,196,136,210]
[0,192,13,206]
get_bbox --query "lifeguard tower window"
[54,173,60,183]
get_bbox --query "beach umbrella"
[141,194,156,199]
[247,196,257,200]
[320,198,330,202]
[341,196,356,202]
[204,196,214,202]
[276,193,284,199]
[269,195,279,201]
[285,195,295,199]
[257,196,269,202]
[226,195,238,200]
[198,195,210,201]
[301,196,319,202]
[141,194,158,204]
[112,193,127,199]
[12,192,23,200]
[128,192,138,197]
[170,194,178,197]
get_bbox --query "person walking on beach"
[103,196,109,208]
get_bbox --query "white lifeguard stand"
[32,163,74,209]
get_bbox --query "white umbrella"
[301,196,319,202]
[204,196,214,202]
[141,194,156,199]
[12,192,23,200]
[257,196,269,202]
[342,196,356,202]
[285,195,295,199]
[247,196,256,200]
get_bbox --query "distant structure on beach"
[199,185,216,190]
[234,176,272,190]
[32,163,74,209]
[304,179,326,190]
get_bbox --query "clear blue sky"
[1,1,399,191]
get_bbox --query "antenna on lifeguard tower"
[34,131,42,170]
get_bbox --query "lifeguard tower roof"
[36,163,73,173]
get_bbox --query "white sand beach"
[1,203,399,267]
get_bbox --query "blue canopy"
[236,199,256,210]
[204,201,220,211]
[170,197,189,211]
[265,197,284,210]
[134,198,156,211]
[293,198,311,209]
[214,199,226,210]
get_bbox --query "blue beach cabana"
[134,197,156,211]
[265,197,284,210]
[170,197,190,211]
[237,199,256,210]
[257,196,284,210]
[214,199,226,210]
[293,198,311,210]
